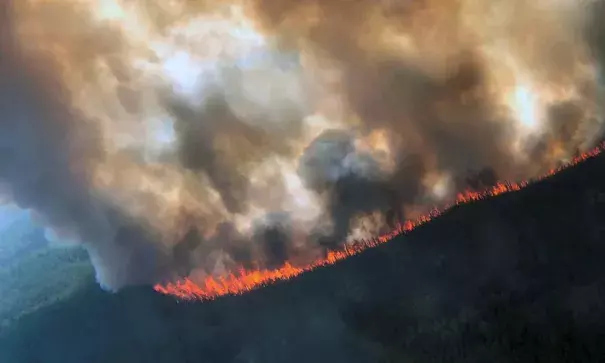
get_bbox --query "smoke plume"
[1,0,604,290]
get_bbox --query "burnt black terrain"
[1,153,605,363]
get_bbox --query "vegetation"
[0,214,93,328]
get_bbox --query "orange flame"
[154,143,604,301]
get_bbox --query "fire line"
[154,143,604,301]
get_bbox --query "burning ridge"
[154,142,605,300]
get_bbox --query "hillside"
[0,211,93,328]
[1,152,605,363]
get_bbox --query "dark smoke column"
[297,129,404,248]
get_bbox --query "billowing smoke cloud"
[1,0,604,290]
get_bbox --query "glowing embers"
[154,143,605,301]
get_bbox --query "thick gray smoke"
[0,2,175,289]
[586,0,605,136]
[1,0,605,290]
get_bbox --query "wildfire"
[8,0,605,292]
[154,142,604,300]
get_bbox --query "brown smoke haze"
[1,0,604,290]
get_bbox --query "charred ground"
[1,153,605,363]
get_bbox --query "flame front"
[155,144,604,300]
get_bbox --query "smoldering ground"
[1,0,605,290]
